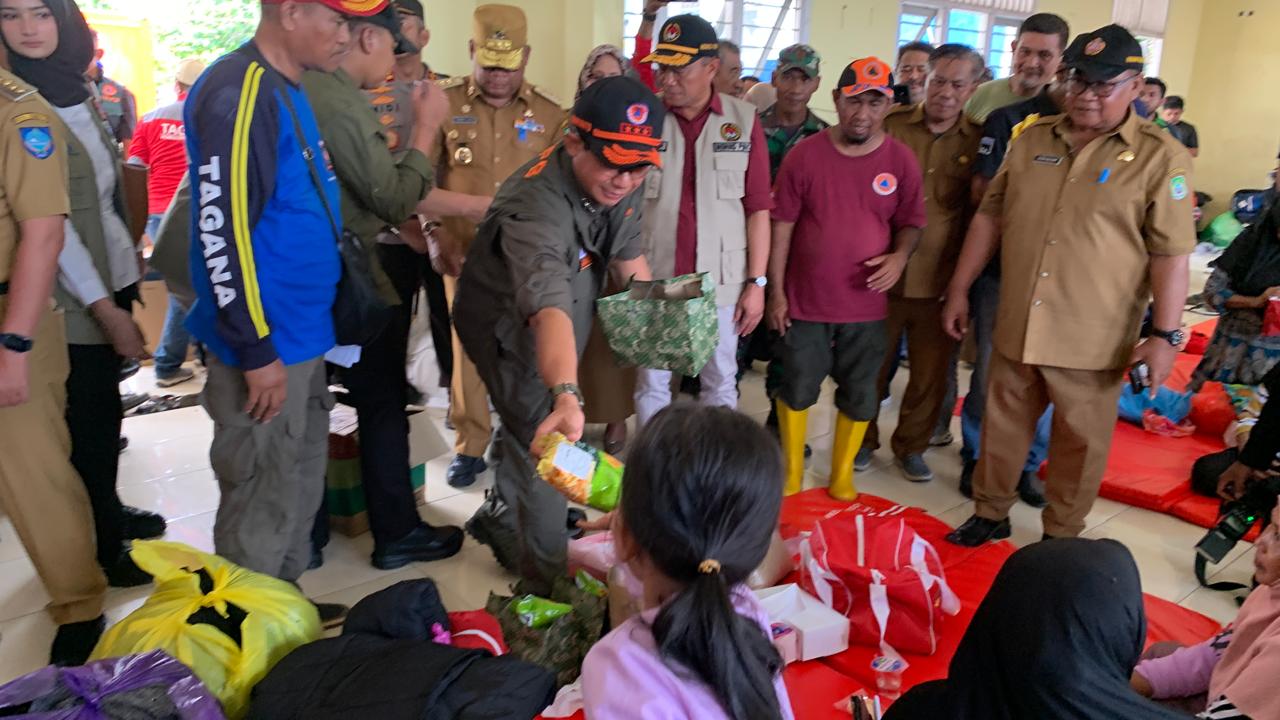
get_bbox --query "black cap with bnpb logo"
[570,76,666,170]
[1065,24,1145,82]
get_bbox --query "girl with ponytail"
[580,404,792,719]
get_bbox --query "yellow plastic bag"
[90,541,321,719]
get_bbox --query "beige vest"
[641,93,756,307]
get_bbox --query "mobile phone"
[891,83,912,106]
[1129,361,1150,393]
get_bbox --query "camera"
[1195,475,1280,565]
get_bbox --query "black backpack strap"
[274,78,343,244]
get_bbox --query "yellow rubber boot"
[829,413,868,501]
[775,400,809,496]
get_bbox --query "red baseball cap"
[260,0,388,18]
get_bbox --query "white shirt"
[54,101,140,307]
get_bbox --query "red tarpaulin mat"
[537,486,1224,720]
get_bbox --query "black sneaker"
[960,460,976,499]
[50,615,105,666]
[447,454,487,488]
[312,602,349,631]
[946,515,1012,547]
[466,491,520,574]
[121,505,167,540]
[104,550,153,588]
[1018,471,1048,509]
[371,523,464,570]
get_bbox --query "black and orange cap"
[261,0,387,17]
[837,57,894,97]
[641,14,719,67]
[571,76,666,170]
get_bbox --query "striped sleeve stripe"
[1198,696,1250,719]
[231,62,270,338]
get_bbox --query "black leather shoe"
[447,454,487,488]
[121,505,167,540]
[1018,471,1048,509]
[960,460,975,499]
[50,615,105,666]
[104,550,153,588]
[946,515,1012,547]
[372,523,464,570]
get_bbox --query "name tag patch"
[712,142,751,153]
[452,115,477,125]
[1033,154,1063,166]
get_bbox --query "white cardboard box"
[754,584,851,662]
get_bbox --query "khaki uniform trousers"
[974,350,1126,537]
[867,297,958,457]
[443,275,492,458]
[0,304,106,624]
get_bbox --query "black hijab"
[3,0,94,108]
[886,539,1185,720]
[1215,198,1280,299]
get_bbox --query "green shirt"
[964,78,1028,124]
[301,68,435,304]
[759,106,829,180]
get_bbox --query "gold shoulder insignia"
[440,76,466,90]
[0,72,35,103]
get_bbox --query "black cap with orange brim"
[571,76,666,170]
[642,14,719,68]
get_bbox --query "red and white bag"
[799,506,960,656]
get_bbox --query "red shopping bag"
[798,507,960,656]
[1264,298,1280,337]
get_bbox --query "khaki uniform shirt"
[0,70,69,288]
[979,111,1197,371]
[431,77,567,254]
[885,104,982,299]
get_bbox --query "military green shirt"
[453,145,643,362]
[759,106,829,180]
[302,68,435,303]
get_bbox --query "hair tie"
[698,559,722,575]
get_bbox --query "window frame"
[623,0,809,78]
[896,1,1033,79]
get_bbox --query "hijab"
[886,539,1185,720]
[1207,566,1280,717]
[2,0,94,108]
[1214,198,1280,299]
[576,44,636,102]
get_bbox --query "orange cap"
[837,57,894,97]
[260,0,388,18]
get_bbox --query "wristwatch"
[0,333,33,353]
[747,276,768,288]
[1150,327,1186,348]
[551,382,585,409]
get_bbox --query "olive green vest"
[51,100,132,345]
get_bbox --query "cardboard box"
[754,584,850,662]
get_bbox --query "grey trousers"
[203,355,332,583]
[468,338,568,595]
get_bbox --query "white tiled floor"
[0,261,1252,682]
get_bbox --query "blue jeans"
[960,271,1051,472]
[148,213,192,377]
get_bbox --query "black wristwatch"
[642,11,658,21]
[551,382,585,409]
[0,333,33,353]
[1150,327,1186,348]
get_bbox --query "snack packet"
[509,595,573,629]
[534,433,623,511]
[574,569,607,598]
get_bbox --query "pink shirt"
[773,131,925,324]
[581,587,794,720]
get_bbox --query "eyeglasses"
[1067,72,1139,99]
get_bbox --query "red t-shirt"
[127,96,189,216]
[772,131,927,324]
[670,94,774,277]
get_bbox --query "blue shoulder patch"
[19,126,54,159]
